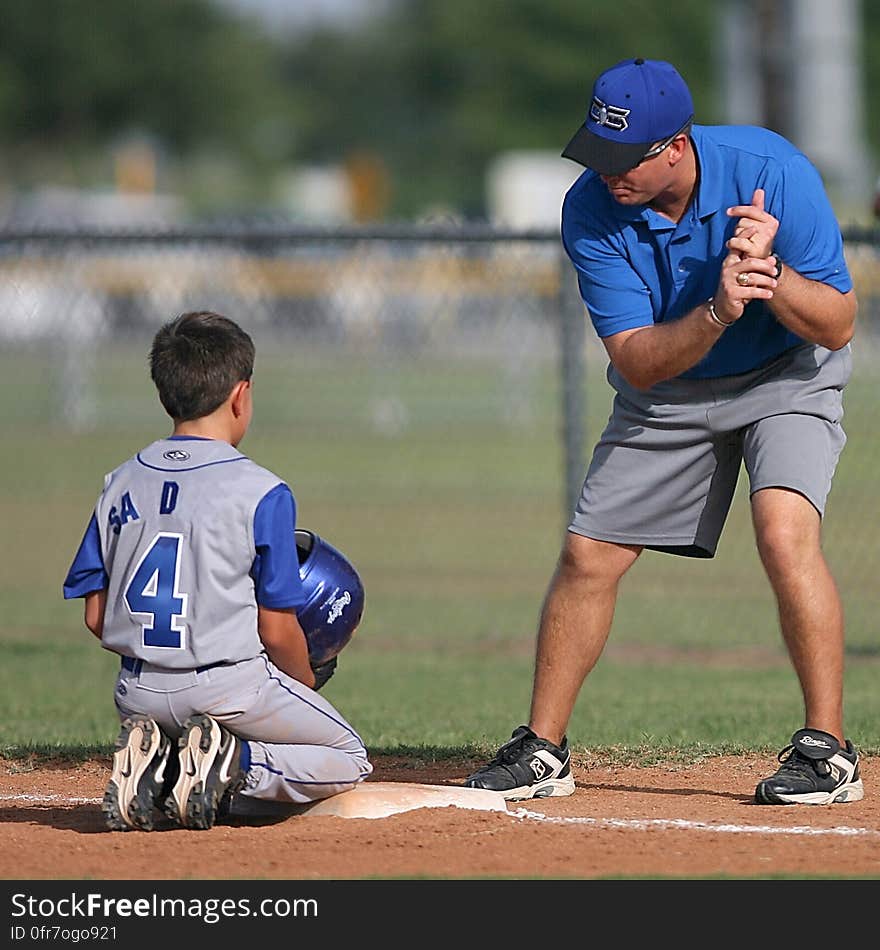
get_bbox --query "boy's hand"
[311,656,337,690]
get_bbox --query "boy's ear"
[230,378,251,417]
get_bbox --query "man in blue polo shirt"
[465,58,861,806]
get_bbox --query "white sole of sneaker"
[758,778,865,805]
[167,715,222,828]
[501,773,576,802]
[103,718,166,831]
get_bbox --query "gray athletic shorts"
[569,343,851,558]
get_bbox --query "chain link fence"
[3,224,879,655]
[1,225,595,508]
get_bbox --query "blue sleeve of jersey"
[561,188,654,338]
[251,483,307,610]
[763,156,853,293]
[62,513,108,599]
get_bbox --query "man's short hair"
[149,311,255,421]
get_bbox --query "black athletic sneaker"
[464,725,575,801]
[755,728,864,805]
[103,717,172,832]
[166,714,246,830]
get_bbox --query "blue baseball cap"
[562,58,694,176]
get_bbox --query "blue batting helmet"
[295,528,365,665]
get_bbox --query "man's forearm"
[767,266,856,350]
[605,301,726,390]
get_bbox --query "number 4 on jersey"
[125,533,188,649]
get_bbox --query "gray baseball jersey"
[99,437,293,667]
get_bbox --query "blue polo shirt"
[561,124,852,379]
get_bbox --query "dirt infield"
[2,754,879,880]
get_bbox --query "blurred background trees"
[0,0,875,222]
[0,0,289,211]
[282,0,717,217]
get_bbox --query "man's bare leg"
[529,533,642,746]
[751,487,846,743]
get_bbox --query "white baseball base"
[295,782,508,819]
[229,782,508,820]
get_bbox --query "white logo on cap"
[327,591,351,624]
[590,96,630,131]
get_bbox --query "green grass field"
[2,336,879,760]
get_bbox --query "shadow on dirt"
[0,805,292,833]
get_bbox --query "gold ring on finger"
[736,272,750,287]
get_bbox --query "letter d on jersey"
[160,481,179,514]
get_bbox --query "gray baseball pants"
[113,652,373,807]
[570,343,851,557]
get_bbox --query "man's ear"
[230,379,251,417]
[668,135,689,167]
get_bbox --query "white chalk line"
[509,807,880,838]
[3,793,879,839]
[1,793,102,806]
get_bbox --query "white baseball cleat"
[166,714,245,829]
[103,717,172,831]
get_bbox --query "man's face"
[598,135,686,206]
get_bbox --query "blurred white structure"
[213,0,387,35]
[789,0,871,214]
[0,186,182,229]
[486,150,581,230]
[720,0,871,219]
[278,166,352,223]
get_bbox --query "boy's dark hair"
[149,311,255,421]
